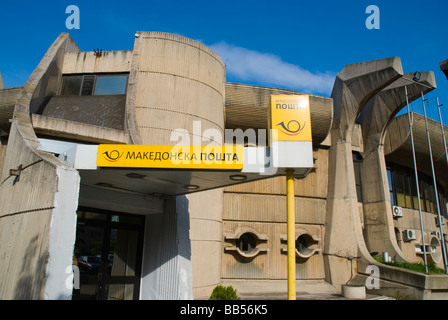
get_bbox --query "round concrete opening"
[295,233,316,259]
[429,236,442,264]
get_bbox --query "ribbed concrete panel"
[0,33,81,300]
[133,32,226,299]
[384,113,448,184]
[224,83,333,145]
[223,193,326,225]
[0,87,22,131]
[134,32,225,146]
[222,221,325,280]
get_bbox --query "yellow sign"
[96,145,244,170]
[269,95,312,141]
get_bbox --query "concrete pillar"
[140,196,193,299]
[129,32,226,299]
[359,72,436,261]
[0,72,4,90]
[324,57,403,290]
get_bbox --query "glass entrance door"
[73,208,144,300]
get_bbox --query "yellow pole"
[286,169,296,300]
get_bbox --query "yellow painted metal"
[269,95,312,142]
[286,169,296,300]
[96,144,244,170]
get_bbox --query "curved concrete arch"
[359,72,436,262]
[324,57,403,289]
[0,33,81,299]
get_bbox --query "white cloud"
[210,41,335,96]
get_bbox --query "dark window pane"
[394,169,406,208]
[81,75,95,95]
[61,75,82,95]
[94,75,127,95]
[108,229,138,277]
[236,233,257,253]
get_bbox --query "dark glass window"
[60,74,128,96]
[81,75,95,95]
[95,75,127,95]
[387,166,395,206]
[74,208,144,300]
[387,162,447,217]
[353,152,363,203]
[61,75,83,95]
[236,233,257,253]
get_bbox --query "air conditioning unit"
[392,206,403,218]
[432,231,442,240]
[435,216,445,227]
[403,229,416,241]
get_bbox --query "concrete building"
[441,60,448,80]
[0,32,448,300]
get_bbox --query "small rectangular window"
[94,75,127,95]
[81,75,96,96]
[61,75,83,96]
[60,74,128,96]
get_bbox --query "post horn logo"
[103,150,123,162]
[276,120,306,136]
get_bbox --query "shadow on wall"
[14,235,48,299]
[140,195,193,299]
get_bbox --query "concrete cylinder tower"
[129,32,226,299]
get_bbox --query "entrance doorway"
[73,207,145,300]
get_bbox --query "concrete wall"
[222,148,328,282]
[0,33,80,299]
[141,196,192,299]
[129,32,226,299]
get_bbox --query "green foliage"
[373,255,445,274]
[209,285,241,300]
[395,291,419,300]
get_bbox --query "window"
[60,74,128,96]
[353,152,363,203]
[94,75,127,95]
[73,208,144,300]
[387,162,447,217]
[61,75,83,96]
[387,166,395,206]
[295,234,316,257]
[235,233,257,254]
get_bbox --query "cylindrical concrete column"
[133,32,226,299]
[133,31,225,145]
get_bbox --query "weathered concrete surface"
[0,72,4,90]
[359,72,436,262]
[0,33,80,299]
[129,32,226,299]
[440,60,448,80]
[324,57,403,290]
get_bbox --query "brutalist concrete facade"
[0,32,447,300]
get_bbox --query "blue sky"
[1,0,447,121]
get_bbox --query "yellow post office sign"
[269,95,312,142]
[96,144,244,170]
